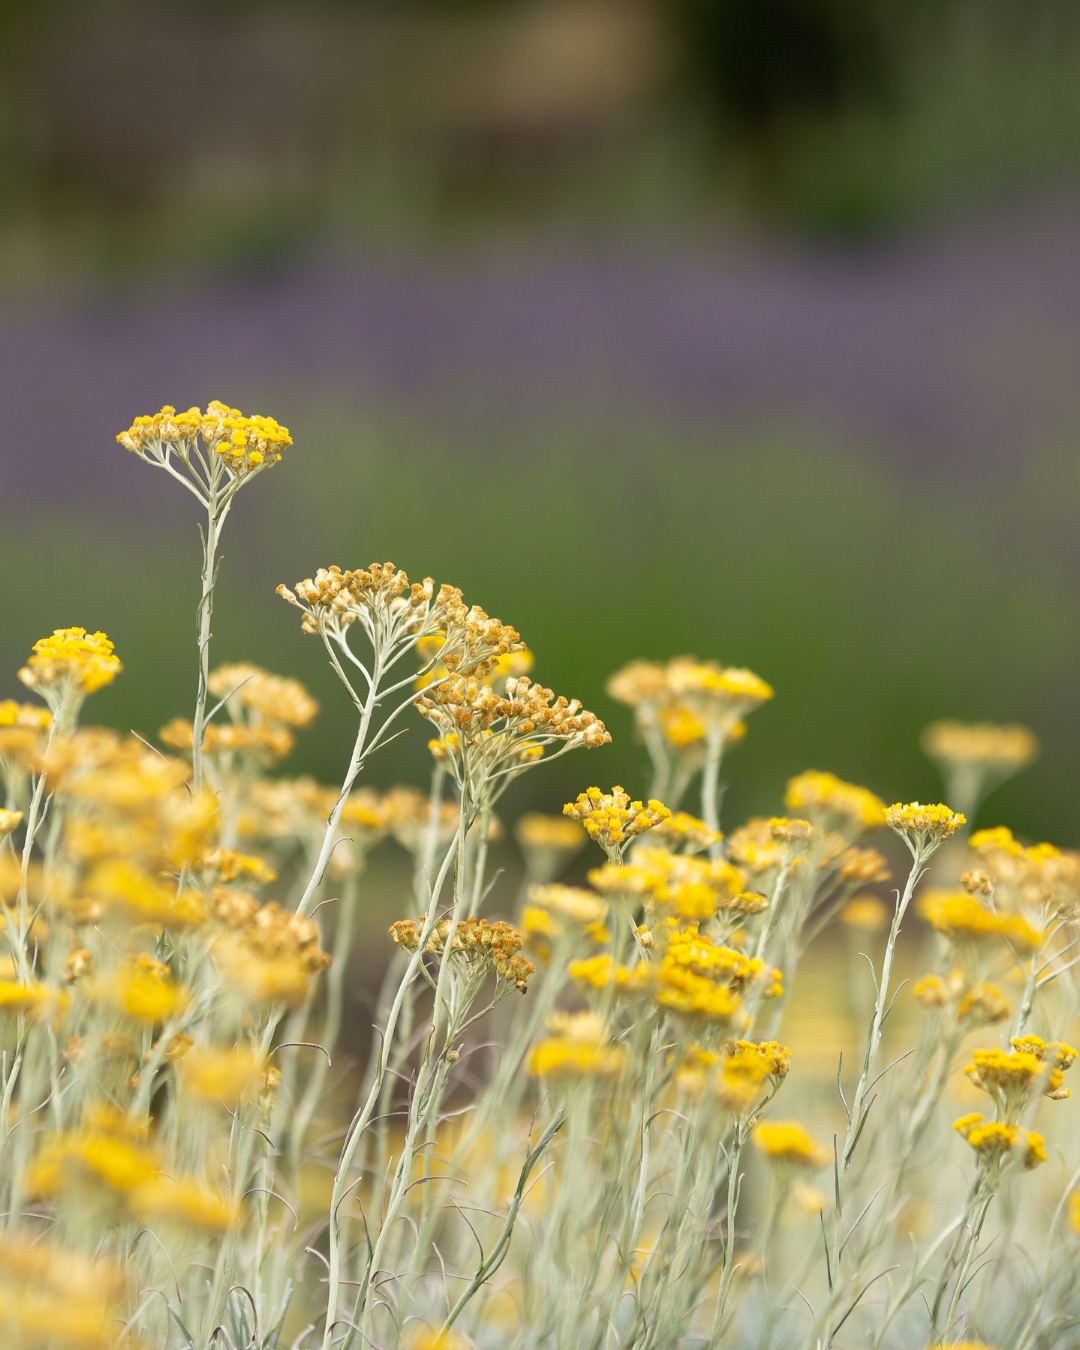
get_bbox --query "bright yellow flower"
[752,1121,828,1168]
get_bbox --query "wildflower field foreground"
[1,404,1078,1350]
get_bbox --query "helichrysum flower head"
[665,658,773,738]
[207,662,319,728]
[213,901,330,1004]
[922,720,1038,774]
[716,1040,791,1113]
[563,786,669,859]
[652,810,723,855]
[528,1011,624,1079]
[963,1038,1073,1115]
[0,808,22,836]
[784,769,886,838]
[179,1044,264,1108]
[752,1121,828,1169]
[913,971,1010,1026]
[919,888,1041,949]
[18,628,121,712]
[390,916,534,991]
[839,846,892,884]
[516,811,586,855]
[525,883,608,931]
[885,801,966,855]
[117,401,291,478]
[953,1113,1046,1170]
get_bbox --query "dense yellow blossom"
[515,811,587,853]
[885,802,966,850]
[528,1012,624,1079]
[564,786,670,855]
[922,720,1038,772]
[117,401,292,476]
[953,1114,1045,1169]
[18,627,121,697]
[784,769,886,835]
[919,889,1041,948]
[752,1121,828,1168]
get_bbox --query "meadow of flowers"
[0,403,1077,1350]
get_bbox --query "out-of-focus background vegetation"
[3,0,1080,840]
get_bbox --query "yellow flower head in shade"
[752,1121,829,1169]
[660,705,706,747]
[526,883,608,930]
[111,954,188,1024]
[179,1044,264,1108]
[18,628,121,698]
[840,894,889,931]
[0,1237,128,1350]
[207,662,319,728]
[117,401,292,477]
[528,1011,624,1079]
[515,812,587,855]
[664,659,774,735]
[952,1114,1046,1169]
[922,720,1038,773]
[0,808,22,836]
[918,889,1041,949]
[390,916,534,991]
[913,970,1010,1026]
[784,770,886,837]
[652,811,724,855]
[563,787,670,857]
[885,802,966,854]
[839,846,892,884]
[717,1040,791,1113]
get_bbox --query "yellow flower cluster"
[390,916,534,990]
[207,662,319,728]
[417,674,610,779]
[840,895,889,930]
[652,810,724,855]
[117,401,292,475]
[212,898,330,1004]
[919,888,1041,948]
[715,1039,791,1112]
[30,1105,235,1230]
[838,846,893,884]
[922,720,1038,772]
[380,784,461,857]
[965,1037,1075,1111]
[563,787,670,856]
[885,801,966,851]
[179,1043,264,1108]
[571,925,780,1024]
[752,1120,828,1169]
[912,970,1010,1026]
[522,883,608,937]
[784,769,886,836]
[528,1011,624,1079]
[607,656,771,746]
[0,1237,127,1350]
[18,627,121,698]
[968,826,1080,918]
[588,847,758,922]
[952,1113,1046,1168]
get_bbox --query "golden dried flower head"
[660,704,707,747]
[961,867,993,896]
[390,916,534,990]
[885,802,966,853]
[563,787,670,857]
[726,818,780,874]
[117,401,291,477]
[213,901,330,1004]
[922,720,1038,772]
[606,660,670,710]
[207,662,319,728]
[528,1011,624,1079]
[784,770,886,837]
[110,953,188,1024]
[589,848,748,921]
[161,717,295,764]
[838,846,892,884]
[18,628,121,700]
[0,808,22,836]
[752,1121,828,1169]
[913,971,1010,1025]
[963,1039,1073,1111]
[418,674,610,784]
[382,784,460,857]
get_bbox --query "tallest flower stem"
[191,500,230,795]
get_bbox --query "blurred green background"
[2,0,1080,842]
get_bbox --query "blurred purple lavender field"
[3,197,1080,839]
